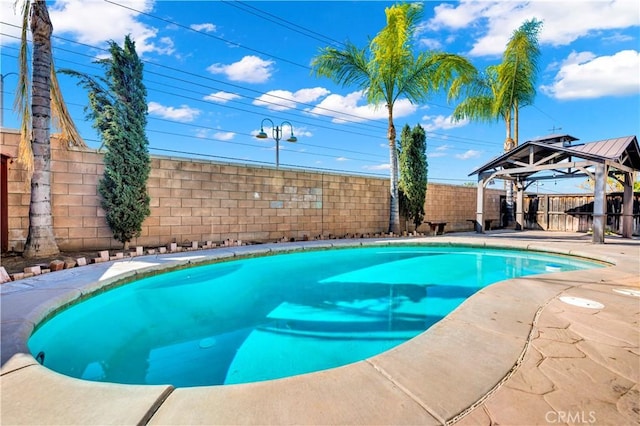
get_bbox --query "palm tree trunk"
[504,109,514,227]
[23,0,59,258]
[514,99,519,146]
[387,105,400,234]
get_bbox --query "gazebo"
[470,134,640,243]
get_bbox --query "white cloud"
[429,144,451,158]
[418,38,442,50]
[148,101,200,122]
[455,150,481,160]
[428,1,489,31]
[308,91,417,123]
[363,163,390,171]
[421,114,469,132]
[154,36,176,56]
[602,33,634,44]
[429,152,447,158]
[254,87,330,111]
[213,131,235,141]
[293,126,313,138]
[190,23,216,33]
[427,0,640,57]
[46,0,173,56]
[207,55,274,83]
[541,50,640,100]
[0,2,24,46]
[204,91,242,103]
[336,157,348,162]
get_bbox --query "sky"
[1,0,639,194]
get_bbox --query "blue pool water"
[28,246,601,387]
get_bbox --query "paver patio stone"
[482,386,558,425]
[454,406,492,426]
[503,348,555,395]
[544,392,633,426]
[539,357,634,406]
[568,313,639,348]
[533,338,586,358]
[577,340,639,383]
[369,316,525,422]
[616,384,640,424]
[538,326,583,344]
[536,310,572,329]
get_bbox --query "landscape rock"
[24,266,41,275]
[49,260,65,272]
[0,267,11,283]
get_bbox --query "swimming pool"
[28,246,601,387]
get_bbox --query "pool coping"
[1,231,639,425]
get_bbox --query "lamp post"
[1,72,18,128]
[256,118,297,168]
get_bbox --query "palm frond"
[397,52,477,105]
[452,96,497,123]
[51,59,86,149]
[310,43,372,92]
[495,18,542,116]
[15,0,33,175]
[370,3,422,105]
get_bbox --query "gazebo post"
[622,172,634,238]
[515,180,524,231]
[476,174,486,233]
[592,163,607,244]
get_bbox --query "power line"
[0,28,398,134]
[0,2,530,166]
[104,0,311,70]
[220,0,346,48]
[0,27,505,149]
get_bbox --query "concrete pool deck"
[1,231,638,425]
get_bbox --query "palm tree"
[453,18,542,223]
[15,0,85,258]
[311,3,476,234]
[495,18,542,148]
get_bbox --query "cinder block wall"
[419,183,503,233]
[2,130,389,251]
[1,130,502,252]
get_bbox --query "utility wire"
[1,4,523,163]
[104,0,311,70]
[1,29,400,134]
[220,0,346,48]
[0,28,506,149]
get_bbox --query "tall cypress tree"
[398,124,428,230]
[65,35,150,248]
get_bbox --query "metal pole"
[1,74,5,129]
[274,126,281,168]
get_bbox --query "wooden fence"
[524,192,640,235]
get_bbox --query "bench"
[425,222,447,236]
[467,219,497,233]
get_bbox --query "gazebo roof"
[469,135,640,180]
